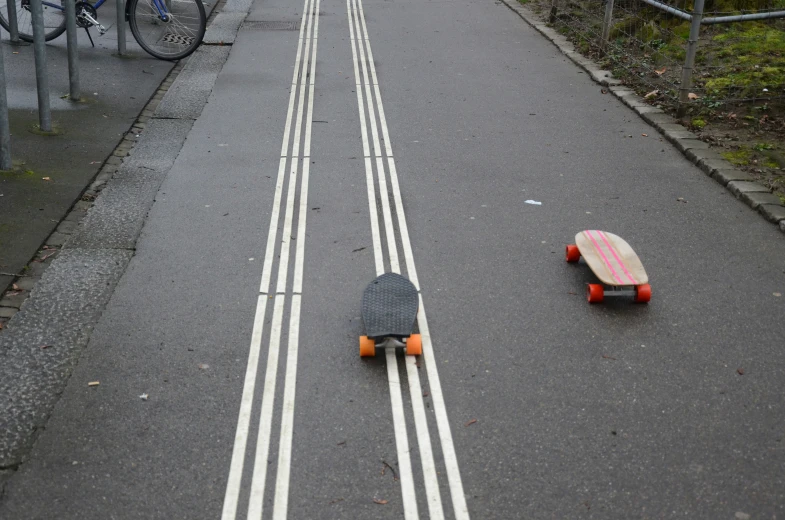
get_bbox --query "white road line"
[221,0,317,515]
[352,0,472,517]
[220,296,268,520]
[247,296,286,520]
[385,347,420,520]
[272,294,302,520]
[351,0,399,272]
[351,0,446,518]
[274,0,320,512]
[248,0,318,516]
[405,355,446,519]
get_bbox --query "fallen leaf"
[600,89,608,94]
[774,292,782,297]
[602,354,616,360]
[42,177,51,181]
[40,345,52,349]
[465,419,478,427]
[737,368,745,375]
[198,363,209,370]
[644,89,659,99]
[655,67,666,75]
[88,381,100,386]
[373,498,388,505]
[641,133,648,137]
[0,322,4,330]
[688,92,699,100]
[11,283,20,291]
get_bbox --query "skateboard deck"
[360,273,422,356]
[566,230,651,303]
[575,230,648,286]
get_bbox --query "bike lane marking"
[349,0,471,517]
[220,0,319,516]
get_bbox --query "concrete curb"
[0,0,249,480]
[497,0,785,234]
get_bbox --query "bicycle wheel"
[0,0,66,42]
[128,0,205,61]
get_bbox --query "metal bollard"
[678,0,705,116]
[600,0,615,55]
[116,0,126,55]
[6,0,20,43]
[65,0,80,100]
[0,39,12,170]
[30,0,52,132]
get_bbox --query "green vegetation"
[691,118,707,129]
[722,148,753,166]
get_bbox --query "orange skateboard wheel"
[635,283,651,303]
[565,244,580,263]
[586,284,604,303]
[359,336,376,357]
[406,334,422,356]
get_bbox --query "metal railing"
[541,0,785,114]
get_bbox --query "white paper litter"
[524,200,542,206]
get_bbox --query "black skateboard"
[359,273,422,357]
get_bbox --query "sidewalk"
[0,10,175,298]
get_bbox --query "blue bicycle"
[0,0,206,60]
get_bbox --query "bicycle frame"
[39,0,171,21]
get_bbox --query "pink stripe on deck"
[585,230,623,284]
[598,231,637,285]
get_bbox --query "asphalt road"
[1,0,785,517]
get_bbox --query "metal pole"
[0,38,12,170]
[7,1,20,43]
[30,0,52,132]
[678,0,704,116]
[600,0,615,54]
[65,0,80,100]
[116,0,126,55]
[549,0,558,23]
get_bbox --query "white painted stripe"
[271,294,302,520]
[280,5,312,158]
[385,347,420,520]
[386,159,420,289]
[353,0,471,516]
[347,9,370,159]
[223,1,313,516]
[376,157,400,274]
[363,157,385,276]
[220,296,268,520]
[260,157,289,294]
[417,296,470,519]
[293,161,310,295]
[275,158,299,294]
[247,296,286,520]
[405,355,445,520]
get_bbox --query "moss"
[722,148,753,166]
[692,118,707,129]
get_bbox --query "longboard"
[566,230,651,303]
[359,273,422,357]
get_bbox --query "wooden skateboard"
[359,273,422,357]
[566,230,651,303]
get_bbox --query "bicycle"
[0,0,206,60]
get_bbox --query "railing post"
[600,0,615,54]
[6,0,20,43]
[0,35,12,170]
[30,0,52,132]
[549,0,559,23]
[65,0,81,101]
[678,0,705,116]
[116,0,126,55]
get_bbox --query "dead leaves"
[465,419,478,427]
[644,90,659,99]
[688,92,699,100]
[654,67,666,76]
[373,498,389,505]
